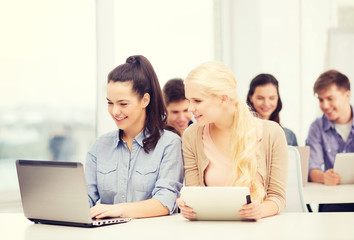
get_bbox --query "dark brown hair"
[107,55,167,153]
[162,78,186,106]
[314,70,350,94]
[246,73,282,124]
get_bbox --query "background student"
[177,61,288,221]
[247,73,298,146]
[162,78,193,136]
[306,69,354,212]
[85,55,184,219]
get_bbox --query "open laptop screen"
[16,160,130,227]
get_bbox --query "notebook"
[334,153,354,184]
[180,186,251,221]
[16,159,131,227]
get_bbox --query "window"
[0,0,96,211]
[97,0,214,134]
[114,0,214,89]
[0,0,215,212]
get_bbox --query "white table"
[303,182,354,204]
[1,213,354,240]
[303,182,354,212]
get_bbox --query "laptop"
[16,159,131,227]
[295,146,310,186]
[180,186,252,221]
[334,153,354,184]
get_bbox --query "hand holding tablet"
[179,186,252,221]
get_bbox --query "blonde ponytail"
[229,101,265,201]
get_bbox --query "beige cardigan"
[182,120,288,212]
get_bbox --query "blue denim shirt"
[306,106,354,174]
[85,129,184,214]
[283,127,298,146]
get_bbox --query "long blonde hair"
[185,61,266,201]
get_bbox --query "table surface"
[303,182,354,204]
[1,212,354,240]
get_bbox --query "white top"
[335,121,352,142]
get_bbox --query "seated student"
[177,61,288,221]
[162,78,193,136]
[247,73,298,146]
[85,55,184,219]
[306,69,354,212]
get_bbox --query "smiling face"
[185,83,224,126]
[106,81,149,136]
[317,84,351,124]
[166,99,192,135]
[249,83,279,120]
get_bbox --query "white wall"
[217,0,353,145]
[300,0,337,144]
[96,0,116,136]
[96,0,214,135]
[97,0,354,144]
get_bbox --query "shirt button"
[122,195,125,199]
[328,148,331,153]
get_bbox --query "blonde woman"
[177,61,288,220]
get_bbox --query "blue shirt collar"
[117,129,146,147]
[133,130,145,147]
[322,105,354,131]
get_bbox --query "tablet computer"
[334,153,354,184]
[180,186,251,221]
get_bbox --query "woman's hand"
[238,200,263,221]
[177,198,196,220]
[90,203,125,219]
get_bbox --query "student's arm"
[306,120,341,185]
[310,168,341,185]
[182,125,201,186]
[239,122,288,220]
[239,200,278,221]
[309,168,324,183]
[265,122,288,217]
[284,128,298,146]
[177,198,196,219]
[306,120,327,183]
[291,130,298,146]
[177,126,203,220]
[85,142,99,207]
[91,135,184,219]
[90,199,169,219]
[151,136,184,215]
